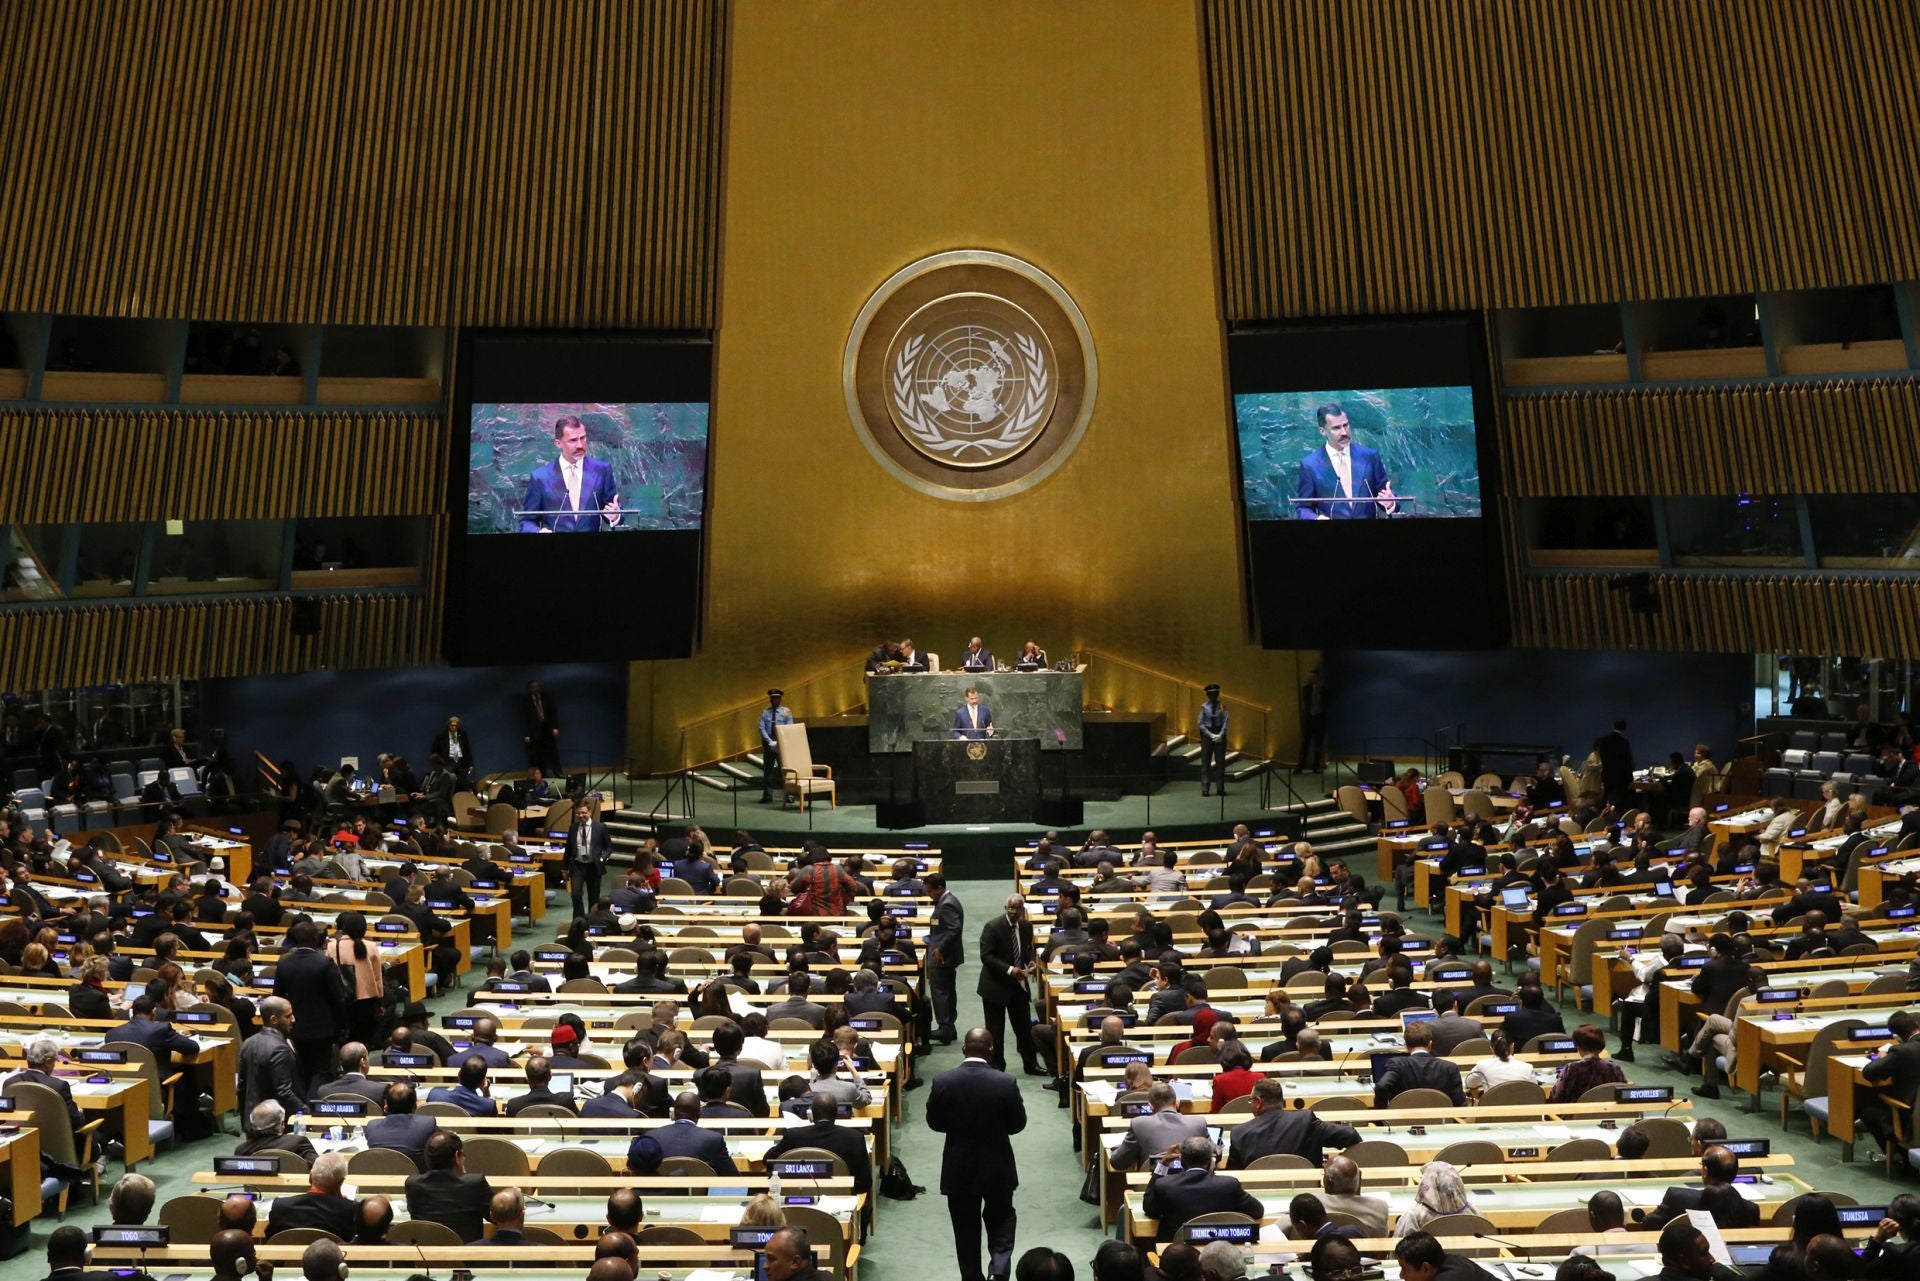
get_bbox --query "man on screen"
[952,688,995,740]
[518,415,622,532]
[1294,402,1397,520]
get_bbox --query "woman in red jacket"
[1210,1038,1260,1109]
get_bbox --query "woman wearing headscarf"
[1395,1160,1468,1236]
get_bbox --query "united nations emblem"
[846,251,1096,501]
[965,741,989,761]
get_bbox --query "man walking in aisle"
[927,1028,1027,1281]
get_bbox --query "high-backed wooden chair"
[776,722,836,811]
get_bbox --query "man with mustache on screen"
[1294,401,1398,520]
[518,414,623,532]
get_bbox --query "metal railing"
[1080,648,1273,759]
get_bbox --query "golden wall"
[628,0,1313,771]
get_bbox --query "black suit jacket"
[1642,1183,1759,1230]
[566,819,613,867]
[927,891,965,967]
[1223,1107,1359,1169]
[273,946,347,1044]
[267,1190,358,1240]
[769,1119,872,1198]
[926,1058,1025,1194]
[975,912,1036,1005]
[712,1058,770,1117]
[404,1168,494,1243]
[366,1113,438,1166]
[1141,1167,1263,1241]
[504,1086,578,1117]
[1862,1036,1920,1102]
[522,691,560,738]
[312,1073,387,1107]
[1374,1051,1466,1106]
[1501,1006,1566,1046]
[67,982,112,1021]
[1691,957,1747,1014]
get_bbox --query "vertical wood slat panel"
[0,0,727,327]
[0,408,446,522]
[0,594,433,689]
[1203,0,1920,320]
[1500,380,1920,497]
[1510,571,1920,657]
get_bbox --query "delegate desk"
[0,1112,40,1226]
[268,1187,861,1248]
[1860,853,1920,909]
[0,1006,240,1124]
[1728,993,1917,1102]
[867,667,1085,751]
[91,1249,790,1281]
[1651,948,1920,1044]
[1118,1164,1799,1249]
[300,1112,879,1177]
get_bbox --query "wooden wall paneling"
[0,408,445,523]
[1204,1,1920,318]
[0,1,725,327]
[1506,570,1920,656]
[1500,381,1920,498]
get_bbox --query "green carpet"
[3,874,1904,1281]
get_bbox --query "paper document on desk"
[699,1204,744,1222]
[1530,1125,1573,1140]
[728,990,756,1018]
[1685,1210,1733,1264]
[1083,1082,1119,1106]
[1620,1186,1670,1208]
[684,1271,739,1281]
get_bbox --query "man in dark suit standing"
[952,687,995,740]
[1597,719,1634,810]
[1294,403,1396,520]
[926,873,964,1044]
[1372,1020,1466,1106]
[927,1028,1027,1281]
[403,1130,494,1244]
[238,998,305,1113]
[429,716,475,785]
[977,894,1043,1074]
[521,679,561,775]
[273,920,348,1093]
[1296,667,1327,773]
[1225,1078,1359,1169]
[566,804,613,918]
[517,415,621,533]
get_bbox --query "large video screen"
[445,331,712,665]
[1234,387,1480,521]
[467,402,708,535]
[1228,316,1504,649]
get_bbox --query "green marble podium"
[866,670,1084,752]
